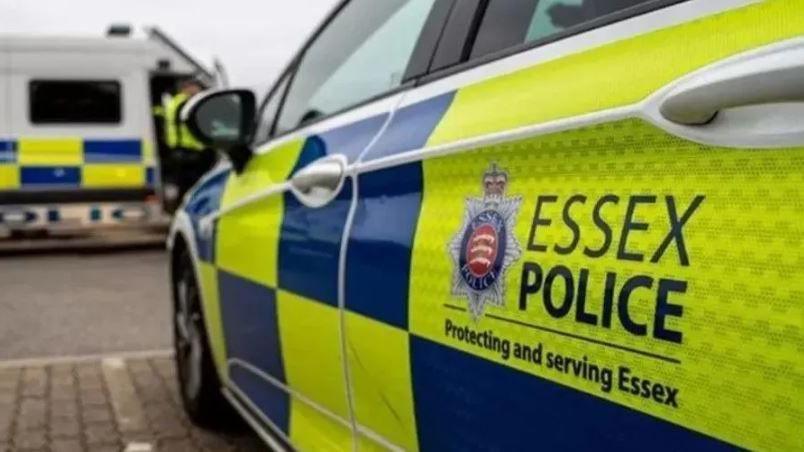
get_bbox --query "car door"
[193,1,449,450]
[344,0,804,450]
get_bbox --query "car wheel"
[173,250,232,429]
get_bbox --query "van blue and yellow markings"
[0,168,19,190]
[20,166,81,187]
[83,164,146,188]
[408,119,803,451]
[83,139,142,163]
[0,140,18,190]
[83,140,147,188]
[0,137,154,189]
[0,140,16,162]
[145,167,157,187]
[17,138,83,166]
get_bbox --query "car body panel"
[170,0,804,450]
[188,88,406,448]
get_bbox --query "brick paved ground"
[0,356,267,452]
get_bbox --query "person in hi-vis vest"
[164,76,216,205]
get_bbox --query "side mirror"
[182,89,257,173]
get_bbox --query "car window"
[471,0,655,59]
[275,0,437,134]
[29,80,121,124]
[254,74,290,144]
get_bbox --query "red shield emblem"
[465,223,499,278]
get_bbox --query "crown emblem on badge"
[483,164,508,198]
[449,163,523,320]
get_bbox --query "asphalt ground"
[0,249,172,361]
[0,247,267,451]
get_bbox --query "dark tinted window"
[30,80,122,124]
[254,74,291,143]
[471,0,654,59]
[276,0,436,134]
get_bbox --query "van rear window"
[29,80,122,125]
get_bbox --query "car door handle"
[289,154,348,208]
[659,43,804,125]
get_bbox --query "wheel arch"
[168,212,229,383]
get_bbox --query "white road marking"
[102,357,149,434]
[124,442,154,452]
[0,349,173,369]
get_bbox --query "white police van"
[0,27,217,239]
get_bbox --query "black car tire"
[173,249,234,430]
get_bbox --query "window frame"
[429,0,487,72]
[28,79,123,126]
[419,0,691,85]
[261,0,453,142]
[253,70,293,145]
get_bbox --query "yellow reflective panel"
[216,140,304,288]
[410,119,803,451]
[429,1,804,145]
[0,166,19,189]
[82,164,145,188]
[17,138,83,166]
[358,434,397,452]
[278,290,350,421]
[142,139,156,166]
[198,262,228,382]
[289,397,353,452]
[346,312,418,452]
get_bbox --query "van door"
[200,0,446,450]
[346,1,804,450]
[0,41,13,194]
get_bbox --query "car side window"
[471,0,655,59]
[254,74,290,144]
[275,0,437,134]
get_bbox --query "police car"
[167,0,804,450]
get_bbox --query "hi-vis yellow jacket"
[165,93,205,151]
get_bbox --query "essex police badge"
[450,163,522,320]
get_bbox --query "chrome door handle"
[659,44,804,125]
[289,154,348,208]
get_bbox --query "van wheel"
[173,251,231,429]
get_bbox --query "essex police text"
[518,194,705,344]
